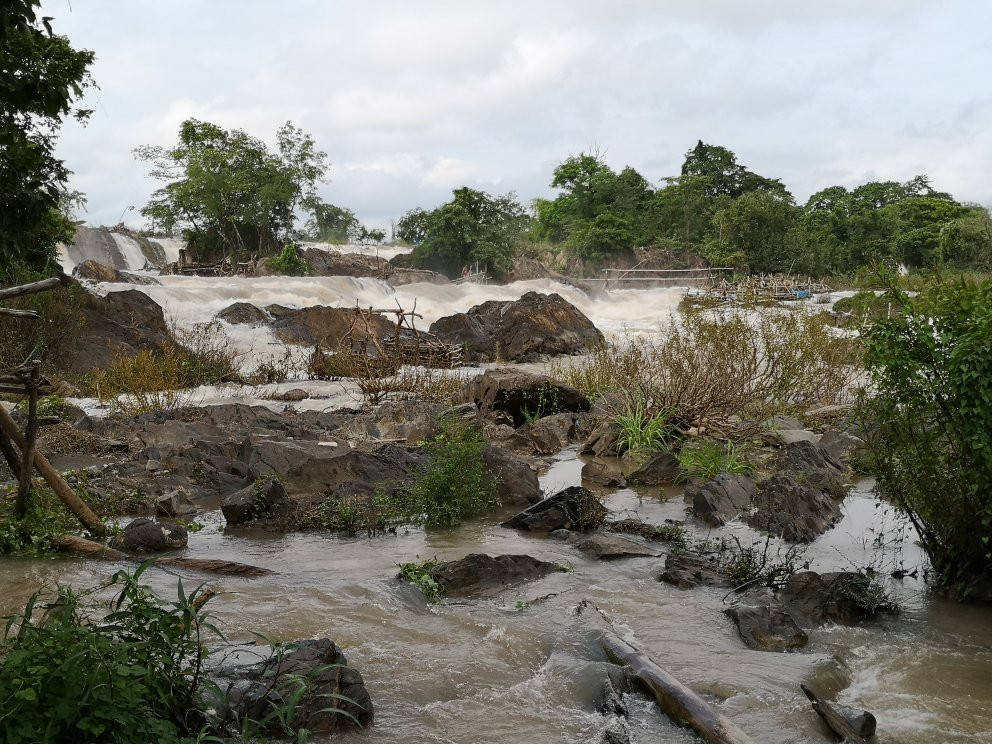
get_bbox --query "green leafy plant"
[615,405,678,455]
[267,244,311,276]
[677,439,753,481]
[397,556,443,602]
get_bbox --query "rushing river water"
[3,241,989,742]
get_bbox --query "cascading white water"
[149,237,184,264]
[109,233,149,271]
[301,241,413,262]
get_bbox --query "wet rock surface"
[73,259,159,285]
[780,571,896,625]
[724,588,809,651]
[222,478,288,525]
[464,368,590,428]
[658,553,734,589]
[213,638,373,732]
[110,518,188,553]
[628,451,683,485]
[266,304,395,346]
[431,553,558,597]
[216,302,270,326]
[744,473,843,542]
[555,530,660,559]
[430,291,604,362]
[502,486,606,532]
[683,473,756,526]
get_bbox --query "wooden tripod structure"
[0,276,105,535]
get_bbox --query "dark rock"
[483,446,542,506]
[724,588,808,651]
[68,289,176,376]
[216,302,270,326]
[628,451,683,485]
[215,638,372,732]
[580,420,619,457]
[658,553,733,589]
[744,474,842,542]
[517,412,576,455]
[221,478,288,525]
[269,388,310,402]
[582,459,627,489]
[299,247,388,277]
[430,291,604,363]
[833,704,877,739]
[570,532,659,560]
[110,518,188,553]
[780,571,896,625]
[385,268,449,286]
[502,486,606,532]
[431,553,558,597]
[817,429,864,463]
[155,489,198,518]
[266,304,394,347]
[464,368,590,428]
[779,440,844,476]
[683,473,756,526]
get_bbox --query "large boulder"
[502,486,606,532]
[483,446,542,506]
[724,588,808,652]
[221,477,288,525]
[683,473,756,526]
[431,553,558,597]
[744,474,842,542]
[464,368,590,428]
[430,291,604,363]
[215,638,372,732]
[386,268,449,287]
[516,412,578,455]
[110,518,188,553]
[73,259,158,285]
[216,302,270,326]
[266,304,395,347]
[780,571,896,625]
[67,289,176,375]
[658,553,733,589]
[556,531,659,560]
[628,451,683,485]
[299,247,388,277]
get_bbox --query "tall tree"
[680,140,787,199]
[0,1,94,280]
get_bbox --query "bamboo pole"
[14,364,39,517]
[0,428,22,480]
[0,404,105,535]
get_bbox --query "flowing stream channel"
[2,243,990,743]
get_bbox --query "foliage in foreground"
[396,557,444,602]
[859,279,992,593]
[677,439,754,481]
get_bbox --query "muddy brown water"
[1,450,990,743]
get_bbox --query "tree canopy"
[401,188,528,277]
[0,1,94,280]
[135,119,328,261]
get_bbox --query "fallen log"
[0,404,105,535]
[800,683,873,743]
[581,602,754,744]
[56,534,273,577]
[0,275,68,302]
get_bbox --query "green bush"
[408,415,500,528]
[677,439,753,481]
[615,405,678,455]
[267,244,311,276]
[859,280,992,594]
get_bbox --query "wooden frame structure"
[0,276,104,534]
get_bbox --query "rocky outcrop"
[67,289,177,375]
[724,588,808,651]
[214,638,372,732]
[515,412,582,455]
[216,302,270,326]
[744,474,843,542]
[299,247,388,277]
[464,368,590,428]
[222,478,289,525]
[683,473,756,526]
[110,518,188,553]
[63,226,167,270]
[658,553,733,589]
[266,304,395,347]
[430,291,604,362]
[502,486,606,532]
[483,446,542,506]
[628,452,683,485]
[555,530,659,559]
[73,259,159,285]
[386,268,449,287]
[780,571,897,625]
[431,553,558,597]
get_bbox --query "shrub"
[677,439,753,481]
[0,488,80,554]
[397,557,444,602]
[407,415,500,528]
[859,280,992,593]
[551,306,862,433]
[0,277,88,376]
[267,244,311,276]
[615,405,678,455]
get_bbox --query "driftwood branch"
[0,405,105,535]
[800,684,871,744]
[0,275,68,302]
[581,601,754,744]
[0,308,41,319]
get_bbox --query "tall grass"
[677,439,754,481]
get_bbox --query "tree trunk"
[14,364,39,516]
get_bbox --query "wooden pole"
[0,404,105,535]
[14,364,39,517]
[0,275,68,302]
[0,428,22,480]
[800,684,871,744]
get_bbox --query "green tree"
[409,188,527,277]
[1,1,94,280]
[304,201,359,243]
[680,140,787,199]
[861,279,992,594]
[712,190,798,273]
[395,207,430,245]
[937,208,992,269]
[135,119,328,261]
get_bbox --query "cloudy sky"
[48,0,992,230]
